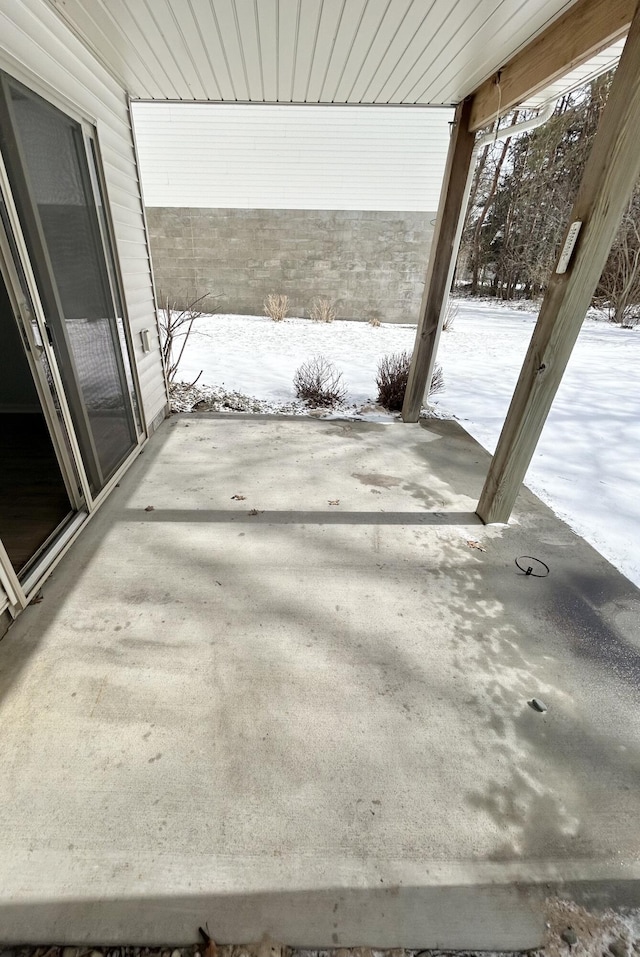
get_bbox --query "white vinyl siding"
[132,102,453,211]
[0,0,167,426]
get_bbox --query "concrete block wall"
[146,207,436,323]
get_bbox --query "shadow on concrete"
[1,878,640,947]
[126,509,482,525]
[0,884,539,948]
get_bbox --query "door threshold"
[19,510,88,599]
[15,509,77,582]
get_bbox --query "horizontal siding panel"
[137,357,165,384]
[125,291,157,314]
[139,165,449,177]
[138,362,165,393]
[145,395,169,424]
[118,248,149,275]
[98,124,138,162]
[109,202,149,229]
[121,271,155,294]
[103,181,143,210]
[114,239,153,261]
[141,388,167,420]
[137,373,167,413]
[133,102,453,211]
[103,149,140,179]
[124,290,160,312]
[138,348,164,376]
[101,168,143,201]
[134,142,450,154]
[107,221,149,245]
[120,269,155,288]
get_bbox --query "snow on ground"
[438,302,640,590]
[178,313,417,407]
[177,301,640,588]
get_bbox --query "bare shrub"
[293,356,347,408]
[368,316,382,327]
[430,363,445,395]
[442,299,458,331]
[620,313,640,329]
[264,293,289,322]
[310,297,337,323]
[376,351,444,411]
[158,290,216,383]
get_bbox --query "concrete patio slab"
[0,416,639,948]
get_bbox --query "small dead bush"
[443,299,458,331]
[158,289,216,382]
[368,316,382,327]
[430,363,445,395]
[376,351,444,411]
[264,293,289,322]
[293,355,347,408]
[310,297,337,323]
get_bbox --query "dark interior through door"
[0,271,72,574]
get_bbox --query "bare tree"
[457,72,614,301]
[159,291,215,382]
[468,112,519,295]
[597,187,640,326]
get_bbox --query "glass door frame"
[0,71,144,493]
[0,80,147,612]
[80,123,145,440]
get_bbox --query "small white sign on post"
[556,221,583,274]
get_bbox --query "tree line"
[456,71,640,326]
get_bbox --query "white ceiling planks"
[325,0,389,103]
[188,0,240,100]
[146,0,209,98]
[350,0,444,103]
[416,0,560,99]
[418,0,573,104]
[46,0,620,105]
[256,0,279,101]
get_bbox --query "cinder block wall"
[146,207,435,323]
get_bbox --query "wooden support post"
[401,99,476,423]
[477,0,640,524]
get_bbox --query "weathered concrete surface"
[146,207,435,322]
[0,416,639,947]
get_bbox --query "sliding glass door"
[0,72,139,493]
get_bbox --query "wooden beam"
[401,99,476,423]
[476,0,640,524]
[469,0,636,131]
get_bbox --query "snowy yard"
[177,300,640,588]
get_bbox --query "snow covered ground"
[177,300,639,588]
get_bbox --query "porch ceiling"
[46,0,619,107]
